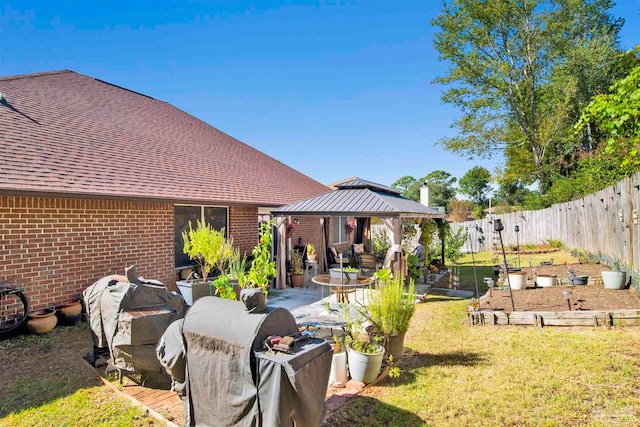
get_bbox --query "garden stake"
[494,219,515,311]
[467,227,481,307]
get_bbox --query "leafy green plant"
[544,239,563,249]
[306,244,316,256]
[210,248,247,301]
[406,253,422,284]
[372,227,391,257]
[242,220,277,295]
[228,248,248,279]
[182,220,233,283]
[444,225,468,265]
[368,269,416,335]
[340,304,382,354]
[290,251,304,275]
[332,266,358,273]
[211,275,238,300]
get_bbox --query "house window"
[174,205,228,268]
[333,216,349,244]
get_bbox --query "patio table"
[311,274,372,304]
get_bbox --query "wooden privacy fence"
[450,172,640,275]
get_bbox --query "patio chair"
[358,253,377,277]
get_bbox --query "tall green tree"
[432,0,623,190]
[392,170,457,206]
[458,166,492,206]
[391,175,417,195]
[423,170,457,207]
[577,64,640,172]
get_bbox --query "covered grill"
[157,294,333,427]
[83,273,187,374]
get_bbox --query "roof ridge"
[93,77,156,100]
[0,69,73,82]
[0,70,159,101]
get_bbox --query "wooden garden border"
[469,309,640,327]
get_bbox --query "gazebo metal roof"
[271,177,445,219]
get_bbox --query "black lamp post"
[514,225,520,268]
[495,219,515,311]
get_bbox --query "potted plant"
[306,244,317,262]
[341,307,384,384]
[241,220,277,296]
[212,248,248,300]
[290,251,305,288]
[601,259,627,290]
[367,268,416,362]
[179,220,234,305]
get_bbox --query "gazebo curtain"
[276,218,287,289]
[354,217,371,251]
[321,217,329,272]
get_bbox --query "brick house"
[0,70,328,310]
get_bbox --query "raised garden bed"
[470,274,640,327]
[469,309,640,327]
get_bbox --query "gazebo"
[271,177,446,289]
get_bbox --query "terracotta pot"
[307,254,317,262]
[58,299,83,326]
[291,274,305,288]
[27,308,58,334]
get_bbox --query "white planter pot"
[536,275,557,287]
[601,270,627,290]
[330,268,358,281]
[347,344,384,384]
[329,350,348,387]
[508,272,527,290]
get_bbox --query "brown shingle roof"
[0,70,329,205]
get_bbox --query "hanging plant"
[344,219,356,235]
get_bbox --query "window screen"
[174,205,228,268]
[333,216,348,244]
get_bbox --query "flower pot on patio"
[347,343,384,384]
[329,347,348,387]
[27,308,57,334]
[601,270,626,290]
[291,274,304,288]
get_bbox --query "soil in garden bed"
[479,262,640,312]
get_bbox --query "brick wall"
[229,206,258,255]
[0,196,260,310]
[0,196,174,310]
[288,215,324,256]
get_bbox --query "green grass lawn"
[325,296,640,426]
[0,324,159,427]
[3,271,639,427]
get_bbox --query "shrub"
[367,270,416,336]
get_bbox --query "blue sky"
[1,1,639,188]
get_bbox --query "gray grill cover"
[158,296,332,427]
[83,275,187,373]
